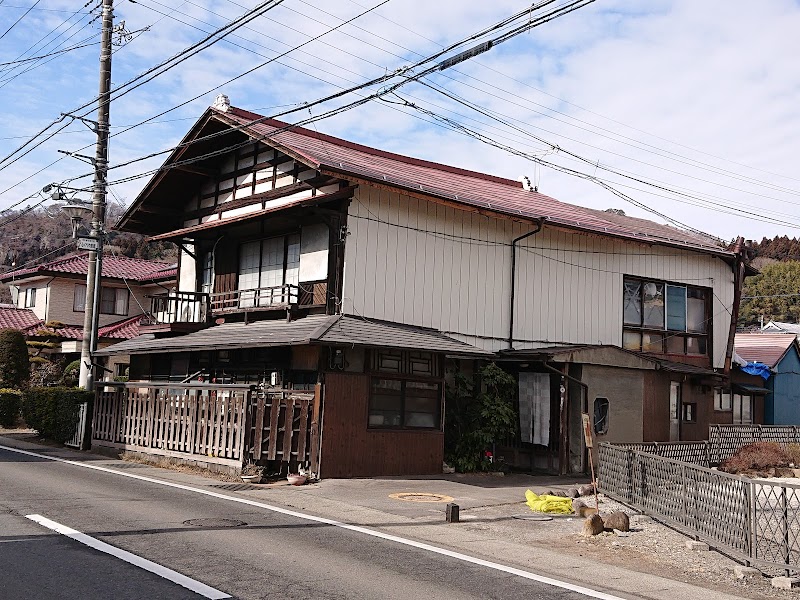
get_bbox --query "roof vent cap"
[213,94,231,112]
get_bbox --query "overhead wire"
[0,0,41,42]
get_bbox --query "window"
[733,394,753,424]
[682,403,697,422]
[367,350,442,429]
[114,363,129,378]
[593,397,609,435]
[200,251,213,294]
[622,277,709,356]
[714,388,733,411]
[368,378,441,428]
[238,234,301,307]
[24,287,36,308]
[73,284,87,311]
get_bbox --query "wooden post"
[582,413,599,510]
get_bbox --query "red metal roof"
[210,106,730,256]
[0,307,41,331]
[734,333,798,368]
[0,253,176,284]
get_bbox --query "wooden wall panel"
[320,372,443,478]
[342,187,736,366]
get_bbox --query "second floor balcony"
[148,281,327,327]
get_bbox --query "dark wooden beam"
[174,164,216,177]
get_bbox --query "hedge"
[0,329,30,388]
[0,388,22,428]
[21,387,93,443]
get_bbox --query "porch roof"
[95,314,488,357]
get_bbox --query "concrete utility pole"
[78,0,113,390]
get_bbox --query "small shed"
[734,333,800,425]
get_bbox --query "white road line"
[4,444,624,600]
[25,514,230,600]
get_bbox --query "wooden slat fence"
[92,383,251,467]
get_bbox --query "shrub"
[61,360,80,387]
[719,442,790,476]
[21,387,93,443]
[0,329,30,388]
[786,443,800,467]
[0,388,23,428]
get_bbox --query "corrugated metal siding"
[343,187,735,367]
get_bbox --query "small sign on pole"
[77,236,99,251]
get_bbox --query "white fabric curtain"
[518,372,550,446]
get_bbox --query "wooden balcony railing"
[149,282,327,325]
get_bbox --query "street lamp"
[62,200,93,239]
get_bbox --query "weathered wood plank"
[253,395,265,461]
[281,398,294,462]
[267,397,280,461]
[296,400,309,463]
[309,384,322,474]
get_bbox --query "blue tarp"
[741,362,772,381]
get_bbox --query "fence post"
[782,486,790,577]
[681,462,689,529]
[745,481,753,567]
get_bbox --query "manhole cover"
[388,492,455,503]
[183,518,246,528]
[512,514,554,521]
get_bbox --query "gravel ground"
[460,494,798,600]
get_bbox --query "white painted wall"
[342,186,736,367]
[178,245,196,293]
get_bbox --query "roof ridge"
[224,106,524,189]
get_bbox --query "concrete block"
[733,565,760,580]
[685,540,709,551]
[772,577,800,590]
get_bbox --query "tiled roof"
[209,106,730,256]
[96,314,488,356]
[98,315,148,339]
[734,333,798,368]
[0,253,176,283]
[15,315,147,341]
[0,307,40,331]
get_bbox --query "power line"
[0,0,41,42]
[0,39,100,66]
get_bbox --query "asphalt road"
[0,446,614,600]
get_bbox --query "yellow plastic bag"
[525,489,574,514]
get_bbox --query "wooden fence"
[92,382,320,472]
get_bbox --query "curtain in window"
[114,289,128,316]
[74,285,87,311]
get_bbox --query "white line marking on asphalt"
[5,444,623,600]
[25,514,230,600]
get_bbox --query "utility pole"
[78,0,113,390]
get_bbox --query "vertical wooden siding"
[320,372,443,478]
[343,187,735,367]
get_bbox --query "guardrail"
[599,442,800,574]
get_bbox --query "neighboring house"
[761,320,800,337]
[96,102,750,477]
[0,253,176,377]
[734,333,800,425]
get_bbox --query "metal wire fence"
[599,443,800,573]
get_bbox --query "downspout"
[724,237,747,375]
[508,219,543,350]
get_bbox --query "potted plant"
[240,463,264,484]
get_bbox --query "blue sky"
[1,0,800,242]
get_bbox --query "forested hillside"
[739,236,800,327]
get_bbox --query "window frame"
[682,402,697,423]
[593,397,609,435]
[733,393,754,424]
[714,388,733,412]
[237,232,301,306]
[622,276,711,357]
[77,285,129,316]
[24,287,36,308]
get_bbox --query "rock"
[566,487,580,498]
[578,506,598,517]
[602,512,630,532]
[582,514,604,536]
[733,566,760,580]
[772,576,800,590]
[572,498,586,513]
[549,489,568,497]
[685,540,709,551]
[578,483,595,497]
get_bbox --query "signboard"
[581,413,594,449]
[77,236,99,251]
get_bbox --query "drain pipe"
[508,219,543,350]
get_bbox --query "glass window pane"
[733,394,742,423]
[100,287,115,314]
[238,241,261,307]
[369,379,402,427]
[642,282,665,327]
[285,234,300,293]
[260,237,285,305]
[642,332,663,353]
[622,330,641,351]
[722,391,732,411]
[686,336,707,355]
[666,285,687,331]
[687,288,706,333]
[666,335,685,354]
[623,280,642,325]
[74,285,86,312]
[404,381,439,428]
[742,395,752,424]
[114,289,128,315]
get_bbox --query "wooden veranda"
[92,382,320,473]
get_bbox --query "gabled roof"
[0,253,176,284]
[762,321,800,335]
[118,105,734,259]
[734,333,799,368]
[0,307,40,331]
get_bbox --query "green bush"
[0,388,23,428]
[0,329,30,388]
[60,360,81,387]
[21,387,93,443]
